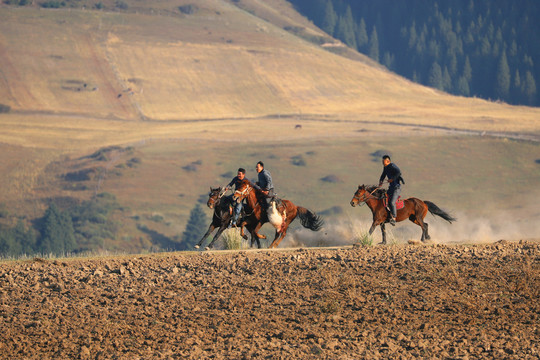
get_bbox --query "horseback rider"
[253,161,274,210]
[224,168,246,227]
[379,155,405,226]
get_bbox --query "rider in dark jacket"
[379,155,404,225]
[225,168,246,227]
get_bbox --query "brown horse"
[350,185,456,244]
[194,187,247,250]
[232,179,323,248]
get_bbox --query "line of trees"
[0,193,210,257]
[0,193,122,257]
[290,0,539,106]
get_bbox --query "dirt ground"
[0,240,539,359]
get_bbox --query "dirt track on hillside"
[1,241,539,359]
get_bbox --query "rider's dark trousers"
[387,184,401,218]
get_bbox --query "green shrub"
[0,104,11,113]
[115,0,128,10]
[222,229,247,250]
[354,231,374,247]
[291,155,306,166]
[40,1,66,8]
[179,4,198,14]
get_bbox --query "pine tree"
[456,76,470,96]
[443,66,452,92]
[13,219,36,254]
[408,21,417,49]
[181,203,208,250]
[463,56,472,82]
[368,26,379,62]
[355,18,368,51]
[522,71,537,106]
[336,6,356,49]
[382,52,395,70]
[0,226,17,256]
[321,0,337,36]
[428,62,443,90]
[38,204,76,255]
[495,50,510,100]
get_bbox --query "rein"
[234,185,252,200]
[234,184,260,217]
[353,186,382,206]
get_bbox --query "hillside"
[1,1,539,126]
[0,0,539,255]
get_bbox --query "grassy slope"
[0,0,539,251]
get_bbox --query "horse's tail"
[297,207,324,231]
[425,201,457,223]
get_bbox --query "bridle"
[233,184,252,201]
[352,186,381,206]
[208,188,227,208]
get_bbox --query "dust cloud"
[284,209,540,247]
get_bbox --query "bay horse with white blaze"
[350,185,456,244]
[232,179,323,248]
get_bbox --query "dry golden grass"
[1,3,538,130]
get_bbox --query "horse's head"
[350,185,368,207]
[207,187,223,209]
[232,179,252,202]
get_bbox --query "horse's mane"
[363,185,386,199]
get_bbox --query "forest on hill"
[290,0,539,106]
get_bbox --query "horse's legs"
[410,215,428,242]
[424,222,430,240]
[368,222,377,235]
[195,224,215,249]
[252,222,266,248]
[379,223,387,245]
[269,222,290,248]
[206,225,227,250]
[239,222,248,240]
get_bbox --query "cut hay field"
[0,0,539,252]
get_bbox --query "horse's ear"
[210,187,213,191]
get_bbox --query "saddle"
[382,193,404,210]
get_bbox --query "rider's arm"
[379,168,387,186]
[225,176,237,190]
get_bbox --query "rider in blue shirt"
[253,161,274,209]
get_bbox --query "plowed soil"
[1,240,539,359]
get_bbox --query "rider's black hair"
[237,168,246,174]
[382,155,391,161]
[257,161,264,168]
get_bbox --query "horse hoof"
[194,245,200,249]
[378,241,387,245]
[205,246,210,251]
[242,235,248,240]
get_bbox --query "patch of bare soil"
[0,241,539,359]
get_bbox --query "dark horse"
[232,179,323,248]
[350,185,456,244]
[194,187,247,250]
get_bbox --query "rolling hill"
[0,0,539,254]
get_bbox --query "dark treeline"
[289,0,539,106]
[0,193,121,257]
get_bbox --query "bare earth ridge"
[1,241,539,359]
